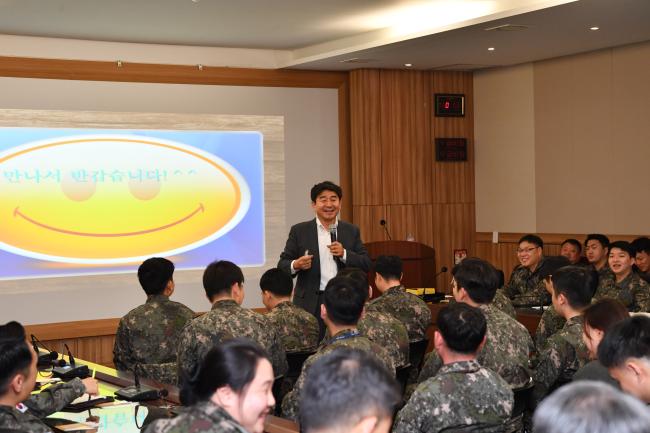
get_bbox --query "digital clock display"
[434,94,465,117]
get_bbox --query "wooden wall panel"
[350,70,383,206]
[432,204,476,292]
[352,205,387,244]
[386,205,434,247]
[432,71,475,204]
[380,70,432,204]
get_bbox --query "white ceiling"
[0,0,648,71]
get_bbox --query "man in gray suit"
[278,181,371,335]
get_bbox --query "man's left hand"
[328,242,345,257]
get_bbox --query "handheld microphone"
[52,344,89,379]
[329,225,337,243]
[379,219,393,241]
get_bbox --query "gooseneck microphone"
[379,219,393,241]
[31,334,61,367]
[434,266,449,279]
[52,343,89,379]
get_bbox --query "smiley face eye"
[128,178,161,201]
[60,176,96,201]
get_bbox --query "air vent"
[339,58,377,64]
[484,24,529,32]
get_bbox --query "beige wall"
[475,40,650,235]
[0,78,339,325]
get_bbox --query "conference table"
[37,356,298,433]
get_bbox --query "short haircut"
[310,181,342,202]
[300,348,400,433]
[180,338,269,406]
[551,266,596,309]
[451,257,500,304]
[436,303,486,355]
[0,321,32,395]
[203,260,244,300]
[323,276,366,326]
[585,234,610,249]
[538,255,571,280]
[598,316,650,368]
[337,267,370,302]
[583,299,629,335]
[519,234,543,248]
[374,255,403,281]
[608,240,635,258]
[137,257,175,296]
[631,237,650,255]
[561,238,582,254]
[533,381,650,433]
[259,268,293,298]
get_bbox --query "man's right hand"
[293,254,314,271]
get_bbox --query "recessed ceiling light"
[191,0,200,3]
[404,63,413,67]
[590,26,599,31]
[488,47,495,51]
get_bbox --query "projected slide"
[0,128,264,279]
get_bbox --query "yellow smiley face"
[0,135,250,263]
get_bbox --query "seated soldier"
[631,236,650,283]
[177,260,287,385]
[393,303,513,433]
[366,255,432,342]
[504,234,549,306]
[260,268,319,352]
[598,315,650,403]
[600,241,650,312]
[560,238,587,266]
[532,266,593,406]
[585,234,616,298]
[338,267,409,368]
[418,258,533,389]
[533,256,572,350]
[0,321,99,433]
[113,257,194,384]
[533,381,650,433]
[492,269,516,318]
[281,276,395,421]
[299,348,401,433]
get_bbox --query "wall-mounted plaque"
[434,94,465,117]
[435,138,467,161]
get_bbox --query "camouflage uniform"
[359,310,410,368]
[418,304,533,389]
[393,360,513,433]
[281,329,395,421]
[504,259,549,307]
[265,301,319,352]
[593,272,650,312]
[532,315,590,404]
[0,378,85,433]
[492,289,517,319]
[113,294,194,383]
[177,299,288,382]
[366,285,432,342]
[143,400,248,433]
[535,264,614,349]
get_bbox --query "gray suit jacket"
[278,219,371,315]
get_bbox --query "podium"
[365,240,436,296]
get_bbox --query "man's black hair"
[259,268,293,298]
[551,265,596,309]
[451,257,500,304]
[436,303,486,355]
[323,276,366,326]
[138,257,175,296]
[561,238,583,254]
[310,181,342,202]
[203,260,244,301]
[598,316,650,368]
[337,267,370,302]
[300,347,400,433]
[631,237,650,255]
[608,241,635,258]
[585,234,610,249]
[518,234,544,248]
[0,321,33,395]
[374,255,403,281]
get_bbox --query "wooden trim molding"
[0,56,347,88]
[25,318,120,341]
[476,232,648,244]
